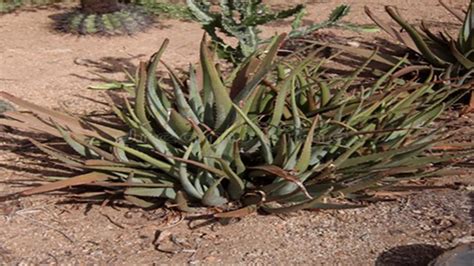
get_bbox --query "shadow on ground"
[70,54,145,83]
[0,130,76,178]
[375,244,445,266]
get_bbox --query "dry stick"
[99,211,125,229]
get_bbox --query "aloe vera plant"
[306,1,473,111]
[367,1,473,74]
[0,35,470,215]
[366,0,474,89]
[365,1,474,109]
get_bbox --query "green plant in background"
[0,0,20,13]
[1,0,22,13]
[1,0,191,20]
[53,0,154,35]
[0,0,65,13]
[133,0,192,20]
[0,35,470,215]
[187,1,377,63]
[365,0,474,109]
[0,0,190,32]
[288,4,379,38]
[187,0,305,62]
[366,1,473,78]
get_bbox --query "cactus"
[51,0,154,35]
[288,5,379,38]
[187,1,378,63]
[187,0,304,62]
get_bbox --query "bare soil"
[0,0,473,264]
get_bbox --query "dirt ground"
[0,0,473,264]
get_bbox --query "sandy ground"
[0,0,473,264]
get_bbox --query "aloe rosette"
[0,35,470,216]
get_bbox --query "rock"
[431,243,474,266]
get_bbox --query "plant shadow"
[0,130,77,179]
[70,54,188,89]
[282,31,416,78]
[70,54,146,83]
[375,244,445,266]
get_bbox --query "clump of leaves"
[366,1,473,78]
[53,3,154,35]
[365,0,474,109]
[0,35,470,216]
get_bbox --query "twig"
[99,212,125,229]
